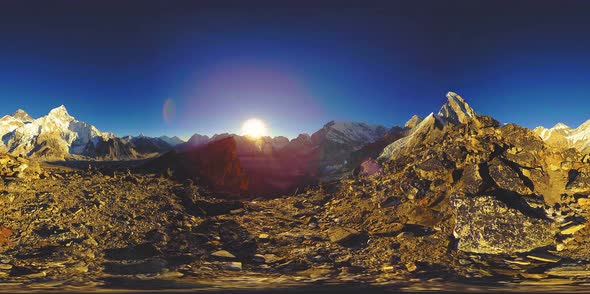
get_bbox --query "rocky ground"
[4,107,590,292]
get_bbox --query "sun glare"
[241,118,268,138]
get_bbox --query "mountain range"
[0,105,396,181]
[534,121,590,153]
[3,92,590,196]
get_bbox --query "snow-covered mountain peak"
[0,115,26,137]
[535,118,590,153]
[318,121,388,146]
[0,105,116,158]
[438,91,477,125]
[12,109,34,123]
[552,122,571,130]
[47,105,73,120]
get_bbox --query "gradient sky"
[1,0,589,139]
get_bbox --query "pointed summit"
[438,91,477,125]
[47,105,74,121]
[48,105,68,114]
[405,115,424,129]
[552,122,571,130]
[12,109,34,123]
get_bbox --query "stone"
[358,159,383,177]
[488,158,533,195]
[70,262,89,274]
[103,258,167,275]
[253,254,266,264]
[328,226,369,248]
[379,196,401,208]
[194,199,244,217]
[221,262,242,271]
[499,124,546,153]
[104,243,161,260]
[262,254,282,264]
[451,195,556,254]
[520,272,549,279]
[561,223,585,235]
[405,261,418,272]
[546,265,590,277]
[144,229,168,244]
[258,233,270,241]
[566,171,590,194]
[526,253,560,263]
[459,163,488,195]
[578,197,590,207]
[415,157,451,181]
[0,264,13,270]
[194,220,257,259]
[210,250,236,260]
[0,227,13,245]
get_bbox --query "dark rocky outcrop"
[145,137,248,197]
[84,138,138,159]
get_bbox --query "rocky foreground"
[2,125,590,292]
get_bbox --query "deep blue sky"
[1,0,589,139]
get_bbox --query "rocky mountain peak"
[404,115,424,129]
[47,105,73,121]
[12,109,34,123]
[437,91,477,125]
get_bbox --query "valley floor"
[2,161,590,293]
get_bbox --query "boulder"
[566,169,590,194]
[358,159,383,177]
[328,226,368,248]
[451,195,556,254]
[459,163,488,195]
[488,158,533,195]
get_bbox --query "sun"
[241,118,268,138]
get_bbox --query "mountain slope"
[159,135,185,146]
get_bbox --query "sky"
[1,0,590,139]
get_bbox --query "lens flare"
[162,98,176,124]
[241,118,268,138]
